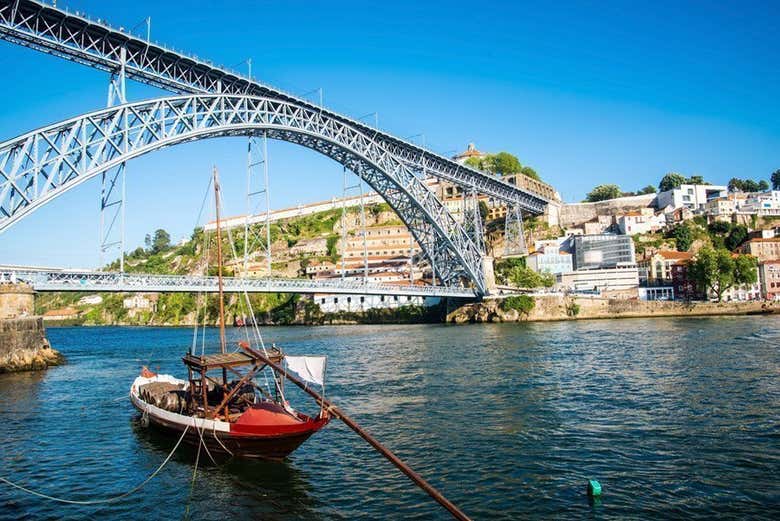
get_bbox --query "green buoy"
[587,480,602,497]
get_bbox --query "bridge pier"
[0,283,63,373]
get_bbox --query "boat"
[130,167,329,460]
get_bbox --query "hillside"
[37,202,415,326]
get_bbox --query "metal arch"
[0,0,552,212]
[0,94,487,294]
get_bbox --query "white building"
[78,294,103,306]
[616,209,665,235]
[123,294,155,310]
[705,197,736,219]
[526,250,573,275]
[559,266,640,296]
[656,184,728,212]
[740,191,780,217]
[313,292,437,313]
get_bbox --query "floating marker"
[587,479,602,497]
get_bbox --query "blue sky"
[1,0,778,267]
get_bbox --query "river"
[1,317,779,519]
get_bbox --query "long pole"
[213,166,227,355]
[240,344,472,521]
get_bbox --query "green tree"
[687,175,706,185]
[638,185,657,195]
[584,184,621,202]
[689,247,756,302]
[672,222,694,251]
[490,152,522,175]
[758,180,770,191]
[659,172,686,192]
[508,266,554,288]
[151,229,171,254]
[478,200,489,222]
[772,169,780,190]
[728,178,744,192]
[724,224,748,250]
[742,179,760,192]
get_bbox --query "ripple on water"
[1,319,780,519]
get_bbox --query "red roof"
[656,251,693,261]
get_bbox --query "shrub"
[499,295,535,315]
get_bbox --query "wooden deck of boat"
[182,350,282,370]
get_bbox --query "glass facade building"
[573,234,636,270]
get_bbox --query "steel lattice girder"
[0,95,487,293]
[0,269,478,298]
[0,0,551,212]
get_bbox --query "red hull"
[143,409,328,460]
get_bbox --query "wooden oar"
[239,343,472,521]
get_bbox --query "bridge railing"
[0,270,477,298]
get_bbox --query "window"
[360,296,365,303]
[347,297,351,303]
[334,298,338,303]
[321,298,325,304]
[394,296,399,301]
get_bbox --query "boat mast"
[213,166,227,355]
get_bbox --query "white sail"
[285,356,327,387]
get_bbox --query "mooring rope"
[0,424,191,505]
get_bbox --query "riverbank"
[0,317,64,373]
[447,295,779,323]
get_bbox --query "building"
[759,260,780,301]
[704,197,736,220]
[639,251,693,284]
[616,209,665,235]
[526,249,573,275]
[123,294,156,311]
[42,307,80,321]
[452,142,486,164]
[558,267,640,296]
[572,234,636,270]
[719,281,762,302]
[663,206,694,226]
[737,238,780,262]
[77,294,103,306]
[638,286,675,301]
[670,263,699,300]
[740,191,780,216]
[343,225,419,261]
[656,184,728,212]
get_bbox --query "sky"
[1,0,778,267]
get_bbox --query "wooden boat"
[129,167,329,460]
[129,347,329,460]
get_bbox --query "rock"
[0,317,65,373]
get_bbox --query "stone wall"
[0,283,35,319]
[447,294,780,323]
[0,317,63,373]
[558,194,657,228]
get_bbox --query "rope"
[183,424,202,519]
[0,424,190,505]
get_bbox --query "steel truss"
[504,204,528,257]
[462,188,485,255]
[0,269,477,298]
[0,0,551,212]
[0,95,487,293]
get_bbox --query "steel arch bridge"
[0,0,554,297]
[0,94,488,290]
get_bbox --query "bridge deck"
[0,270,478,299]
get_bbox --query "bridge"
[0,268,477,298]
[0,0,552,298]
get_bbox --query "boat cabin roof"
[182,350,283,371]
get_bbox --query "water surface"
[1,317,779,519]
